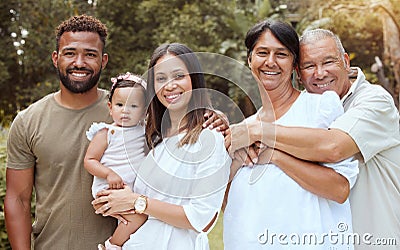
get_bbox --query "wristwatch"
[134,195,148,214]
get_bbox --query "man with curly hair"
[5,15,116,249]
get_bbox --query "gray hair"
[300,29,346,62]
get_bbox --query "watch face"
[135,197,147,212]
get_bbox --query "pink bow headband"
[111,72,147,90]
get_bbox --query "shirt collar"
[341,67,362,104]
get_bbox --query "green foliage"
[0,0,97,126]
[0,0,277,125]
[0,1,19,126]
[2,0,399,123]
[95,0,268,118]
[306,0,382,71]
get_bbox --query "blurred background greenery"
[1,0,399,127]
[1,0,400,249]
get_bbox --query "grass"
[209,215,224,249]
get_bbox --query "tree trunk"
[373,1,400,109]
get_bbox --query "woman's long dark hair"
[145,43,212,149]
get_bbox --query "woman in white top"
[223,19,358,250]
[93,43,231,250]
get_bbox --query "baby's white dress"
[86,122,147,198]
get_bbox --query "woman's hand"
[225,120,258,155]
[92,185,137,217]
[225,117,275,155]
[92,198,133,224]
[203,110,229,134]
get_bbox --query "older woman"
[223,20,358,250]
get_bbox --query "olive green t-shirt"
[7,89,116,249]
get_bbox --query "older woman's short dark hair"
[245,19,299,66]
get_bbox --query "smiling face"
[52,31,108,93]
[153,54,193,114]
[248,30,295,92]
[108,87,145,127]
[298,37,351,98]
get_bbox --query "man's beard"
[58,67,101,94]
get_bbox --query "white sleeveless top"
[224,91,359,250]
[86,122,146,197]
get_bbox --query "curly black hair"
[55,14,108,52]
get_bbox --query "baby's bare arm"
[111,213,148,246]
